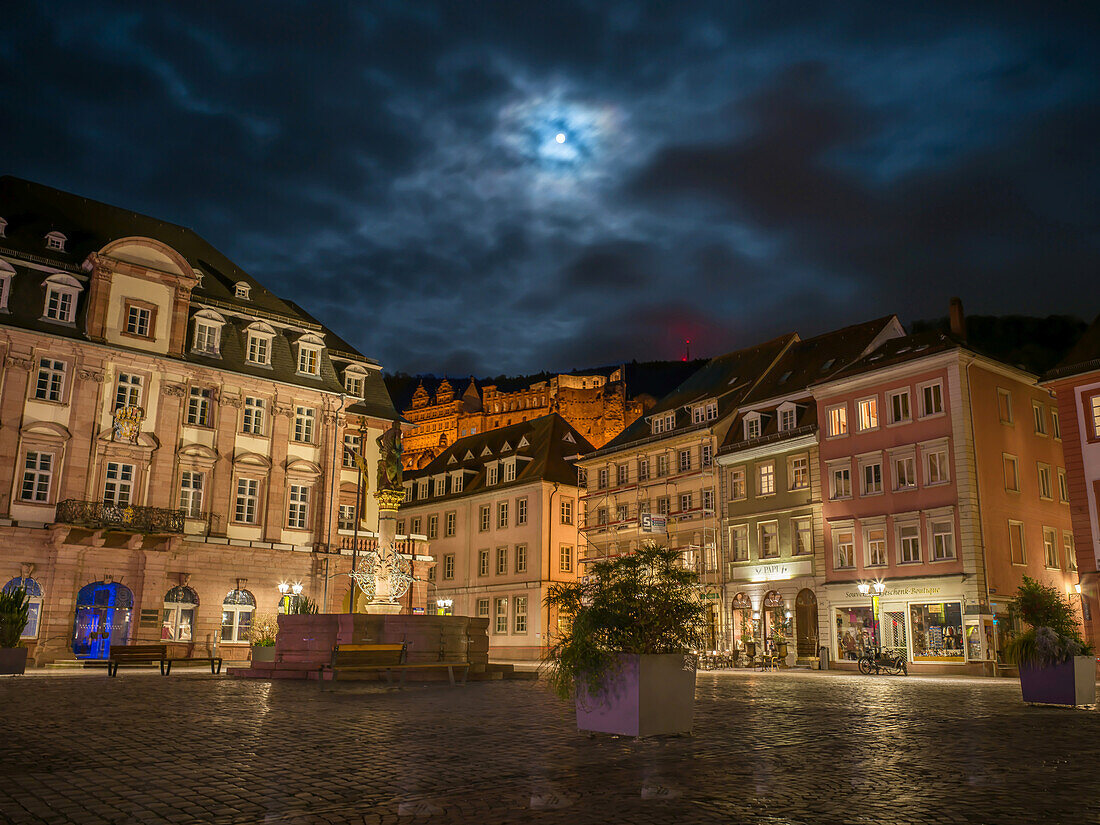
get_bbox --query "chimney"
[949,297,967,341]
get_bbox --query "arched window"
[163,585,198,642]
[221,589,255,643]
[2,577,43,639]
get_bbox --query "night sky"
[3,3,1098,375]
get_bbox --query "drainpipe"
[964,358,994,673]
[546,482,559,653]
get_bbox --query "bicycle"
[857,647,908,676]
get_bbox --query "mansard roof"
[402,413,593,505]
[0,176,396,420]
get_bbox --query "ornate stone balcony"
[55,499,190,534]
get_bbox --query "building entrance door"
[72,582,134,659]
[795,589,818,657]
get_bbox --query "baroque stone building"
[0,176,429,666]
[401,369,647,470]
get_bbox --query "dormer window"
[0,260,14,311]
[244,322,275,366]
[487,464,499,485]
[191,309,226,356]
[344,367,367,398]
[744,413,763,440]
[45,231,67,252]
[651,412,675,435]
[41,273,83,324]
[234,282,251,300]
[295,334,324,376]
[779,406,797,432]
[692,400,718,424]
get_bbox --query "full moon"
[555,132,566,143]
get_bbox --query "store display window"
[909,602,964,661]
[835,606,875,660]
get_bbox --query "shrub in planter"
[1005,577,1095,707]
[248,614,280,663]
[543,544,706,736]
[0,586,30,675]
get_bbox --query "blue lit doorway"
[72,582,134,659]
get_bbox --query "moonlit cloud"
[1,2,1098,376]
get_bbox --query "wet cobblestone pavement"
[1,669,1097,824]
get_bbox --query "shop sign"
[841,585,950,600]
[731,558,812,582]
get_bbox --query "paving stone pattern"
[1,669,1097,824]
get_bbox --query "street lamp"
[858,581,886,653]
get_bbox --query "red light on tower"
[683,338,691,362]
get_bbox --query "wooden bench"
[107,644,223,677]
[319,643,470,691]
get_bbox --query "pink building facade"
[814,332,1078,674]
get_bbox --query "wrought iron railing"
[56,499,188,534]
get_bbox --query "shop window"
[163,585,198,642]
[2,577,43,639]
[909,602,964,662]
[220,589,255,643]
[835,606,876,660]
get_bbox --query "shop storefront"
[824,576,994,674]
[723,558,818,665]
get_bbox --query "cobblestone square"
[1,669,1097,824]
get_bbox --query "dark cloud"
[2,2,1098,375]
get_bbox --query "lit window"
[21,452,53,502]
[857,397,879,431]
[297,345,320,375]
[220,589,255,643]
[826,404,848,437]
[179,471,204,518]
[789,456,809,490]
[757,462,775,496]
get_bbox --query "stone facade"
[402,369,648,470]
[0,176,429,666]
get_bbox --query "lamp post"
[858,581,886,653]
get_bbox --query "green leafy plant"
[1004,576,1093,667]
[542,543,706,701]
[288,595,319,615]
[0,587,30,649]
[248,614,280,647]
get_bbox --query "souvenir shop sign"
[841,584,949,600]
[732,558,812,582]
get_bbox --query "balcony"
[56,499,189,534]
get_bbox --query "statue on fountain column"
[375,418,405,510]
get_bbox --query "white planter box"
[575,653,696,737]
[1019,656,1097,707]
